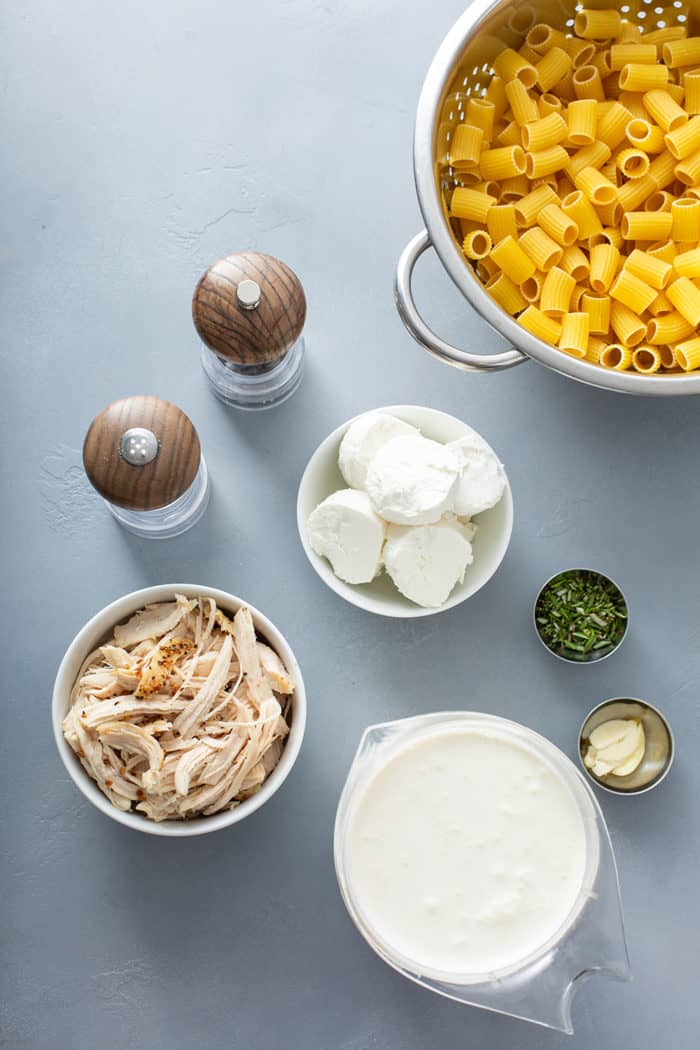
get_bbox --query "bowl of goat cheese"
[296,406,513,617]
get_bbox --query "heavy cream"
[345,727,587,978]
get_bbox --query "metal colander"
[395,0,700,395]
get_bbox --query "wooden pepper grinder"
[192,251,307,409]
[82,395,210,538]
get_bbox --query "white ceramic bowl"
[52,584,306,836]
[296,405,513,618]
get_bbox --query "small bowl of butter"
[578,698,674,795]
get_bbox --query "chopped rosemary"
[535,570,627,660]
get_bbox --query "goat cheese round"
[365,435,460,526]
[449,432,506,518]
[307,489,386,585]
[339,412,420,490]
[383,516,473,607]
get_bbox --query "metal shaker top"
[83,395,201,510]
[192,251,306,366]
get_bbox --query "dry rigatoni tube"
[619,64,669,93]
[646,311,694,344]
[540,266,576,315]
[667,276,700,325]
[610,301,647,346]
[645,190,674,212]
[526,23,569,54]
[519,227,564,271]
[466,97,496,139]
[609,44,657,71]
[643,26,686,46]
[673,248,700,278]
[521,112,568,151]
[505,79,539,125]
[610,268,657,311]
[493,48,538,87]
[665,117,700,160]
[597,102,633,149]
[590,243,620,292]
[581,292,611,334]
[632,346,663,373]
[449,124,484,167]
[560,190,603,238]
[625,119,665,153]
[566,38,595,66]
[647,289,674,315]
[484,75,508,121]
[621,211,673,240]
[674,336,700,371]
[647,151,677,190]
[617,174,660,212]
[490,235,537,284]
[520,272,545,303]
[463,230,492,259]
[498,121,522,147]
[558,312,590,357]
[601,343,633,369]
[480,146,527,181]
[513,183,559,226]
[499,174,530,200]
[518,305,563,342]
[539,92,564,116]
[561,245,590,281]
[566,99,597,146]
[536,203,579,246]
[573,165,618,204]
[525,145,569,178]
[485,272,528,314]
[672,198,700,242]
[657,344,676,370]
[487,204,518,243]
[566,140,611,178]
[450,188,497,222]
[662,38,700,70]
[642,90,688,132]
[616,148,650,179]
[574,9,622,40]
[536,47,572,93]
[624,249,673,290]
[683,70,700,116]
[675,147,700,187]
[573,65,605,102]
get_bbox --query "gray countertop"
[2,2,699,1047]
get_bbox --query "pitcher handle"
[394,229,527,372]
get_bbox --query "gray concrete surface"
[2,2,699,1048]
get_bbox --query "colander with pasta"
[395,0,700,394]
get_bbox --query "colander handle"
[394,230,527,372]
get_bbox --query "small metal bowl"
[533,568,629,664]
[578,698,674,796]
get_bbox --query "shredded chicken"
[63,597,293,821]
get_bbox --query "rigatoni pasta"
[442,11,700,375]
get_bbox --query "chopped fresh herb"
[535,570,627,661]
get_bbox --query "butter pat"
[366,435,461,525]
[449,432,507,518]
[383,515,474,607]
[339,412,419,490]
[584,718,646,778]
[308,489,386,584]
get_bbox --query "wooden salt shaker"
[82,395,209,538]
[192,251,306,409]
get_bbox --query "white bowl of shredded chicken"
[52,585,306,835]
